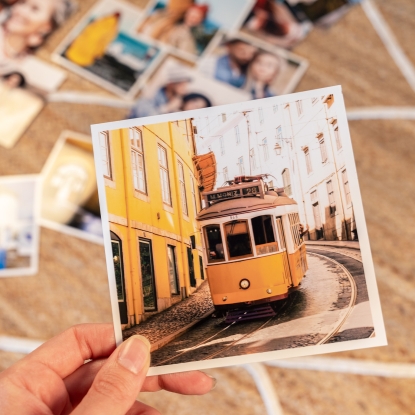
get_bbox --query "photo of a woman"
[244,51,282,99]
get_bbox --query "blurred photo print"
[0,175,40,277]
[199,33,308,99]
[40,131,103,244]
[0,71,44,149]
[91,86,386,376]
[137,0,254,58]
[129,56,249,119]
[53,0,161,97]
[287,0,362,27]
[241,0,312,49]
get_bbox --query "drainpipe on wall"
[120,129,140,327]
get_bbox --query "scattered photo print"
[0,72,44,149]
[241,0,312,49]
[0,175,40,277]
[287,0,362,27]
[198,33,308,99]
[137,0,254,58]
[41,131,103,244]
[53,0,161,97]
[91,86,386,377]
[129,56,250,119]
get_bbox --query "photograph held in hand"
[91,86,386,376]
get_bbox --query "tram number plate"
[242,185,260,195]
[207,190,239,201]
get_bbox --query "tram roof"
[196,192,297,221]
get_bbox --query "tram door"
[111,232,128,325]
[276,217,293,287]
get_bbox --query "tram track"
[154,292,298,366]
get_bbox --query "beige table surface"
[1,0,415,413]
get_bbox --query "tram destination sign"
[206,185,262,203]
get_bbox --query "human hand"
[0,324,215,414]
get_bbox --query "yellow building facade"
[101,120,204,328]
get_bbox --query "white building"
[193,94,356,241]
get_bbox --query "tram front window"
[224,220,253,259]
[204,225,225,263]
[252,215,279,255]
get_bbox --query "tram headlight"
[222,296,227,301]
[266,288,272,294]
[240,279,250,290]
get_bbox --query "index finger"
[14,324,116,379]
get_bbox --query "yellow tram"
[197,175,308,313]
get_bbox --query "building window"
[220,136,225,155]
[223,166,229,182]
[268,180,273,189]
[190,173,198,214]
[250,148,256,171]
[296,100,303,116]
[327,180,336,216]
[100,131,112,179]
[258,107,264,124]
[262,138,269,160]
[222,113,227,122]
[178,161,188,216]
[130,128,146,194]
[167,245,179,295]
[334,125,342,150]
[238,157,245,175]
[319,138,328,163]
[304,147,312,174]
[311,97,318,105]
[282,168,292,196]
[273,104,278,113]
[158,145,172,205]
[276,126,283,140]
[342,169,351,205]
[235,125,240,144]
[310,189,318,203]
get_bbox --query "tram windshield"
[252,215,279,255]
[204,224,225,263]
[224,220,253,259]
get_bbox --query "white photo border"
[91,85,387,376]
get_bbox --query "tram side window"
[252,215,279,255]
[289,213,303,250]
[224,220,253,259]
[204,225,225,263]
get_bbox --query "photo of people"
[137,0,254,58]
[53,0,161,97]
[0,175,40,277]
[199,34,308,99]
[241,0,312,49]
[40,131,103,244]
[129,56,249,119]
[0,71,44,149]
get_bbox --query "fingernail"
[117,335,151,374]
[205,373,217,390]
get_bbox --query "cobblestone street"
[145,245,373,368]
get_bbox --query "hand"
[0,324,215,414]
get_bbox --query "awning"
[192,152,217,192]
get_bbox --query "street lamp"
[274,143,282,156]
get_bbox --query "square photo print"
[53,0,161,97]
[91,86,387,375]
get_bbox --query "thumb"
[73,335,151,415]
